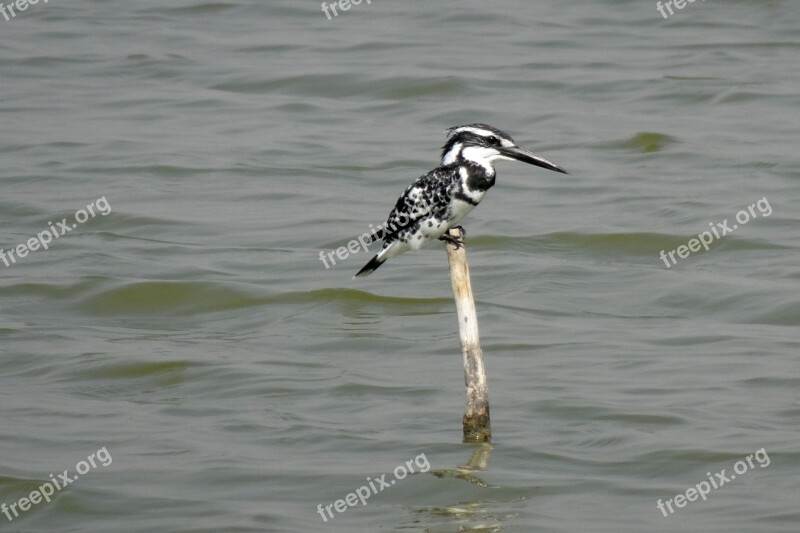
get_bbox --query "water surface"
[0,1,798,531]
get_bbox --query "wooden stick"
[444,227,491,443]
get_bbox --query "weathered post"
[444,227,491,443]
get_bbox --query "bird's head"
[440,123,567,175]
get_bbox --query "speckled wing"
[371,169,456,243]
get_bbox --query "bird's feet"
[439,226,466,249]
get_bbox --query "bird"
[354,123,567,277]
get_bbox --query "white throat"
[460,146,500,174]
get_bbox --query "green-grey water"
[1,1,798,532]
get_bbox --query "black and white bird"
[354,124,567,277]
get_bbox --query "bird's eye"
[487,136,501,146]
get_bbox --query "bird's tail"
[354,253,386,278]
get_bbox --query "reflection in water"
[409,444,519,532]
[431,444,495,488]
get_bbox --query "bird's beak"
[499,146,568,174]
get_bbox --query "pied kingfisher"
[354,124,567,277]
